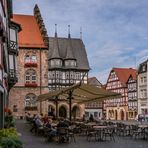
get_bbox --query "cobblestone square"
[16,120,148,148]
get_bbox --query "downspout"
[39,48,42,113]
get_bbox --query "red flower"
[4,107,10,113]
[24,62,37,68]
[25,83,38,87]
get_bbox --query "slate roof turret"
[65,25,76,60]
[49,37,90,70]
[50,24,61,59]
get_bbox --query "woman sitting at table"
[45,119,57,141]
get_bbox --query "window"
[140,89,147,98]
[13,105,18,112]
[25,70,36,83]
[142,65,146,72]
[32,55,37,62]
[25,94,37,107]
[25,55,30,62]
[32,71,36,83]
[10,28,16,42]
[25,54,37,63]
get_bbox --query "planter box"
[24,106,37,111]
[25,83,37,87]
[24,62,37,68]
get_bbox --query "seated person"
[42,114,49,124]
[35,116,44,127]
[57,118,69,142]
[57,118,69,128]
[30,114,37,133]
[44,119,57,140]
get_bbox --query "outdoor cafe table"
[51,123,57,127]
[93,126,108,141]
[84,122,97,127]
[138,124,148,139]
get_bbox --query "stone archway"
[72,105,80,119]
[115,110,118,120]
[59,106,67,118]
[120,110,124,120]
[48,104,55,117]
[108,110,112,119]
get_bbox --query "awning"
[37,83,121,103]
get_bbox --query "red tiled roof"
[12,14,47,48]
[113,68,137,84]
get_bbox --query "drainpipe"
[39,48,42,113]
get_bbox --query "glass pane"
[9,55,14,69]
[31,55,37,62]
[10,28,16,41]
[25,55,30,62]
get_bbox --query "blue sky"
[13,0,148,84]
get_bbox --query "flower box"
[24,106,37,111]
[25,83,37,87]
[24,62,37,68]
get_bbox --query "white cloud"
[13,0,148,84]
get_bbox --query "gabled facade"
[9,5,90,120]
[127,74,137,120]
[137,60,148,115]
[104,68,137,120]
[9,5,49,117]
[47,28,90,119]
[85,77,103,120]
[48,32,89,90]
[0,0,21,128]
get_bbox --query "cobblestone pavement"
[16,120,148,148]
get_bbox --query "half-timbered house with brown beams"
[0,0,21,128]
[127,73,137,120]
[104,68,137,120]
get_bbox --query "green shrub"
[0,128,18,139]
[0,137,23,148]
[0,128,23,148]
[4,115,15,128]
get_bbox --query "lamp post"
[68,90,73,121]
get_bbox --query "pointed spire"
[34,4,39,12]
[65,25,75,60]
[68,25,71,38]
[55,24,57,38]
[50,24,60,59]
[80,27,82,39]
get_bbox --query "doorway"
[59,106,67,118]
[72,106,80,119]
[120,110,124,120]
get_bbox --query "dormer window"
[49,59,62,67]
[65,59,76,68]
